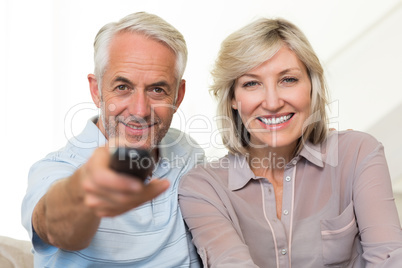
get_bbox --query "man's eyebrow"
[110,77,171,89]
[149,81,171,88]
[111,76,134,87]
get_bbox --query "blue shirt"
[21,118,205,267]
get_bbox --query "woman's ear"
[231,99,237,110]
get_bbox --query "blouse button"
[281,248,287,255]
[285,176,291,182]
[292,159,297,165]
[283,210,289,215]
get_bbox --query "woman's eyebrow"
[279,68,302,76]
[238,73,260,79]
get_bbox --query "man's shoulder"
[33,118,104,169]
[164,128,198,143]
[156,128,205,176]
[31,144,88,172]
[163,128,204,155]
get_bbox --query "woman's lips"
[257,113,294,126]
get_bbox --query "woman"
[178,18,402,267]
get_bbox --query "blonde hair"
[211,18,329,155]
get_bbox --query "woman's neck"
[246,143,298,220]
[246,141,297,178]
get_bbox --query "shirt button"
[292,160,297,165]
[283,210,289,215]
[285,176,291,182]
[281,248,287,255]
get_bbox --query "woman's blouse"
[179,131,402,267]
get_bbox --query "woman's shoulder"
[186,155,232,175]
[323,130,384,163]
[327,130,381,149]
[180,155,232,187]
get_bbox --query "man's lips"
[121,121,157,130]
[257,113,294,126]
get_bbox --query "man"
[21,12,204,267]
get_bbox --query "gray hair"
[211,18,329,155]
[93,12,187,89]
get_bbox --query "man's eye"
[153,88,165,94]
[116,85,128,91]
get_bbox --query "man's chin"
[106,125,164,150]
[113,137,157,151]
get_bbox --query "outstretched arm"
[32,146,169,251]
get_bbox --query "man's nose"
[128,91,151,117]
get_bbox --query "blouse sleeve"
[178,166,259,268]
[352,135,402,267]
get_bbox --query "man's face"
[89,32,185,151]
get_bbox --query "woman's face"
[232,45,311,152]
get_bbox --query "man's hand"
[33,146,169,250]
[81,146,169,217]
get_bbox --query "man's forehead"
[109,31,175,59]
[108,32,175,66]
[104,32,177,81]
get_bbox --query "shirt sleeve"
[352,136,402,267]
[178,166,259,268]
[21,155,77,253]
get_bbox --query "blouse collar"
[227,138,326,191]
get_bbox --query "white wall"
[326,2,402,185]
[1,0,402,240]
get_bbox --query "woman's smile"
[232,45,311,149]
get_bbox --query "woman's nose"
[261,86,284,112]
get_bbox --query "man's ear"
[173,79,186,113]
[88,74,101,108]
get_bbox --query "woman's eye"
[243,81,259,87]
[282,77,298,84]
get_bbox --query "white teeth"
[127,125,147,130]
[258,114,292,125]
[124,122,150,130]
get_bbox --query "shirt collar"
[152,128,189,178]
[68,116,107,155]
[158,130,187,161]
[300,132,340,168]
[298,139,324,168]
[227,139,326,191]
[227,153,256,191]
